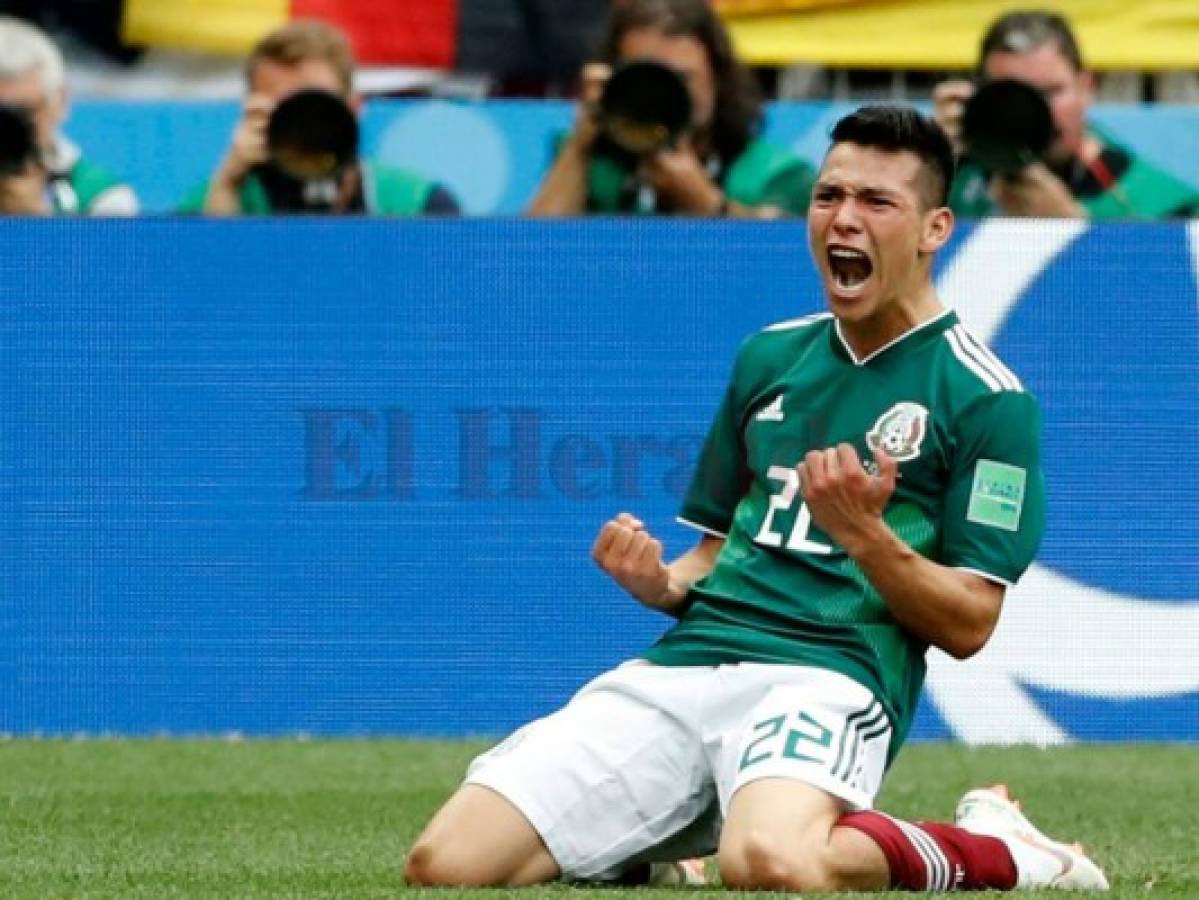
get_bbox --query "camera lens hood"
[598,60,692,157]
[266,88,359,180]
[0,103,39,176]
[962,78,1054,176]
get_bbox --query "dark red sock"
[839,810,1018,892]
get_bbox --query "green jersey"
[950,128,1199,220]
[586,137,814,216]
[47,136,138,216]
[644,310,1046,752]
[178,160,451,215]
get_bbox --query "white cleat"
[955,785,1109,891]
[647,857,708,886]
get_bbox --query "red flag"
[292,0,458,67]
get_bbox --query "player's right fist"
[591,512,669,606]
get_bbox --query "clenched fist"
[591,512,671,607]
[798,443,898,558]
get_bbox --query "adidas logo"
[756,395,785,422]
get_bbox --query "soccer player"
[405,105,1109,893]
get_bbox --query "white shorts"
[465,660,892,880]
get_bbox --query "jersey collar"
[832,308,958,366]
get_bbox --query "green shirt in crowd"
[179,160,458,215]
[586,137,815,215]
[645,310,1046,758]
[950,127,1199,219]
[47,136,138,215]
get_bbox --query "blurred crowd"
[0,1,1196,220]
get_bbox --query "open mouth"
[827,246,873,291]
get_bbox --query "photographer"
[935,10,1199,219]
[186,20,458,216]
[0,16,138,216]
[527,0,813,218]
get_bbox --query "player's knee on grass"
[404,838,476,887]
[404,782,560,886]
[718,828,843,892]
[403,839,445,886]
[720,824,884,893]
[405,836,535,887]
[403,832,506,887]
[404,811,559,887]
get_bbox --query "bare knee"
[719,830,840,892]
[402,840,437,885]
[717,829,795,890]
[720,827,888,893]
[404,836,474,887]
[406,828,519,887]
[404,785,559,887]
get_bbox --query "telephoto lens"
[596,60,692,163]
[0,103,39,176]
[258,89,360,211]
[962,78,1054,176]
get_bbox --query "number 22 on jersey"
[753,465,833,555]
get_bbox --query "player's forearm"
[651,537,723,616]
[844,520,1001,659]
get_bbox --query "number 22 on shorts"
[739,709,834,770]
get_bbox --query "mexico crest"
[867,402,929,462]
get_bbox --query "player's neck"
[839,285,945,361]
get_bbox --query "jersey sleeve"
[678,344,754,537]
[940,391,1046,585]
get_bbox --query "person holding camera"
[527,0,813,218]
[0,16,138,216]
[185,20,458,216]
[935,10,1199,219]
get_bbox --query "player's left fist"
[798,443,898,539]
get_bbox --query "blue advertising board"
[0,218,1196,742]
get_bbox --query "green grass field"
[0,740,1193,898]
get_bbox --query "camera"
[961,78,1054,176]
[254,88,359,212]
[595,59,692,166]
[0,102,39,176]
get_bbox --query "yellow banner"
[721,0,1199,70]
[122,0,290,56]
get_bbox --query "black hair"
[980,10,1084,72]
[829,104,955,208]
[600,0,761,167]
